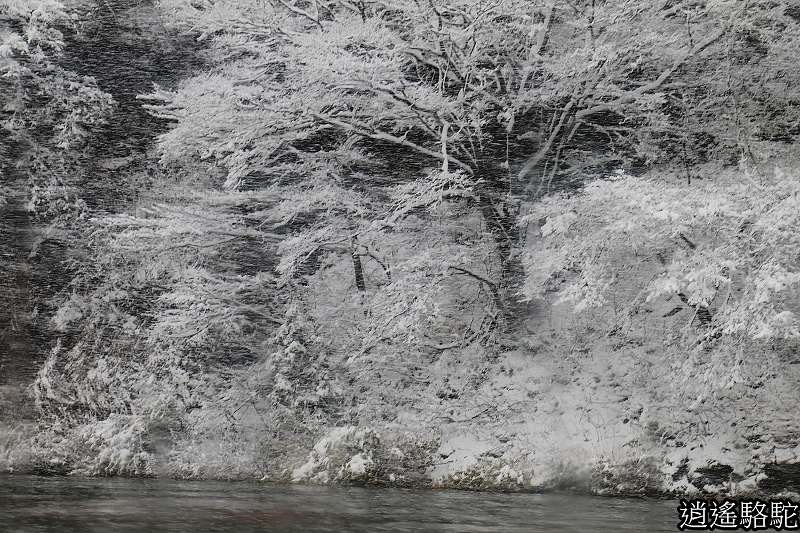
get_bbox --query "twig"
[448,265,504,313]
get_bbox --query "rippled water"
[0,475,679,532]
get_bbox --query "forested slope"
[2,0,800,496]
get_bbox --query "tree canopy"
[141,0,800,329]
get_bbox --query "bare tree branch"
[313,113,474,174]
[576,28,726,120]
[448,265,504,312]
[275,0,324,30]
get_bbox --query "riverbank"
[5,282,800,501]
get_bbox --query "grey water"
[0,475,678,532]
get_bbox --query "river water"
[0,475,679,532]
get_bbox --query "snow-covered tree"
[145,0,799,333]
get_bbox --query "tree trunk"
[351,238,366,292]
[476,161,526,330]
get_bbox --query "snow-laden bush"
[524,165,800,342]
[72,414,154,476]
[436,460,530,491]
[592,456,665,497]
[291,426,437,486]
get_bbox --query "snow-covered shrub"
[71,414,155,476]
[291,426,437,486]
[592,456,665,497]
[436,460,530,491]
[523,165,800,364]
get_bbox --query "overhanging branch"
[576,28,726,120]
[313,113,474,174]
[448,265,504,312]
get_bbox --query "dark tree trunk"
[476,161,526,329]
[352,239,366,292]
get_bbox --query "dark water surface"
[0,475,678,532]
